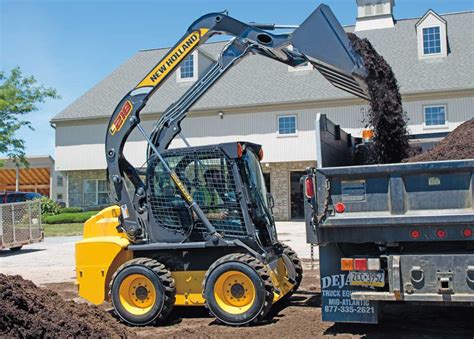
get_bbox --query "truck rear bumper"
[352,291,474,303]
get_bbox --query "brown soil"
[40,263,474,338]
[405,118,474,162]
[0,274,133,337]
[348,33,409,164]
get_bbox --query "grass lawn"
[43,223,84,237]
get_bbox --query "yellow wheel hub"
[118,274,157,315]
[213,270,256,314]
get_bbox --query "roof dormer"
[355,0,395,31]
[416,9,448,60]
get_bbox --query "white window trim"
[57,176,63,187]
[177,51,198,83]
[287,45,313,72]
[83,179,108,205]
[423,104,448,130]
[277,114,298,137]
[421,25,442,57]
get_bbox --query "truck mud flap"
[320,244,379,324]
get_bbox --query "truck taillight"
[436,229,447,239]
[341,258,380,271]
[340,258,353,271]
[305,177,314,198]
[410,229,421,239]
[354,258,367,271]
[463,228,472,238]
[258,148,264,161]
[334,202,345,213]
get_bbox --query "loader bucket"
[291,4,369,100]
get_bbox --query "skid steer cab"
[76,3,368,327]
[76,142,302,325]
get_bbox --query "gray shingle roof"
[52,11,474,122]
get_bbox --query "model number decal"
[109,100,133,135]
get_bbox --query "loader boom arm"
[105,5,368,241]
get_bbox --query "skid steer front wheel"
[109,258,176,326]
[203,253,274,326]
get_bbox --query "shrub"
[59,207,83,214]
[42,211,98,224]
[39,197,60,216]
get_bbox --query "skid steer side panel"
[172,271,207,306]
[76,237,132,304]
[268,257,295,302]
[75,206,132,305]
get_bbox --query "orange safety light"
[340,258,354,271]
[237,143,243,158]
[362,128,374,141]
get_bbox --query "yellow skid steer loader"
[76,4,368,326]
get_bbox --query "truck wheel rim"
[119,274,157,315]
[213,270,256,314]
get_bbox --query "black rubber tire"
[9,246,23,251]
[109,257,176,326]
[278,243,303,303]
[203,253,274,326]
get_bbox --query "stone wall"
[67,170,108,208]
[263,161,315,221]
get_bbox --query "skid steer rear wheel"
[203,253,274,326]
[109,258,176,326]
[278,243,303,303]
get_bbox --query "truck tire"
[109,257,176,326]
[203,253,274,326]
[278,243,303,303]
[9,246,23,252]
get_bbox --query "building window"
[424,105,446,126]
[83,179,109,206]
[278,115,297,135]
[422,26,441,55]
[57,176,63,187]
[56,193,63,201]
[177,52,197,82]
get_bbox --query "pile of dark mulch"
[405,118,474,162]
[0,274,133,337]
[348,33,409,164]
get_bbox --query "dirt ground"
[42,261,474,338]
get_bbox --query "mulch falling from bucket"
[348,33,410,164]
[0,274,133,337]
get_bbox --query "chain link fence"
[0,200,43,249]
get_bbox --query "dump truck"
[75,4,371,326]
[304,113,474,324]
[0,199,43,251]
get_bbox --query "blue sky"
[1,0,473,157]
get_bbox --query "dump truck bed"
[308,114,474,244]
[312,159,474,243]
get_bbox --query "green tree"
[0,67,60,165]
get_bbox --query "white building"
[51,2,474,220]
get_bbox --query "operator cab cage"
[104,4,369,243]
[146,142,265,242]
